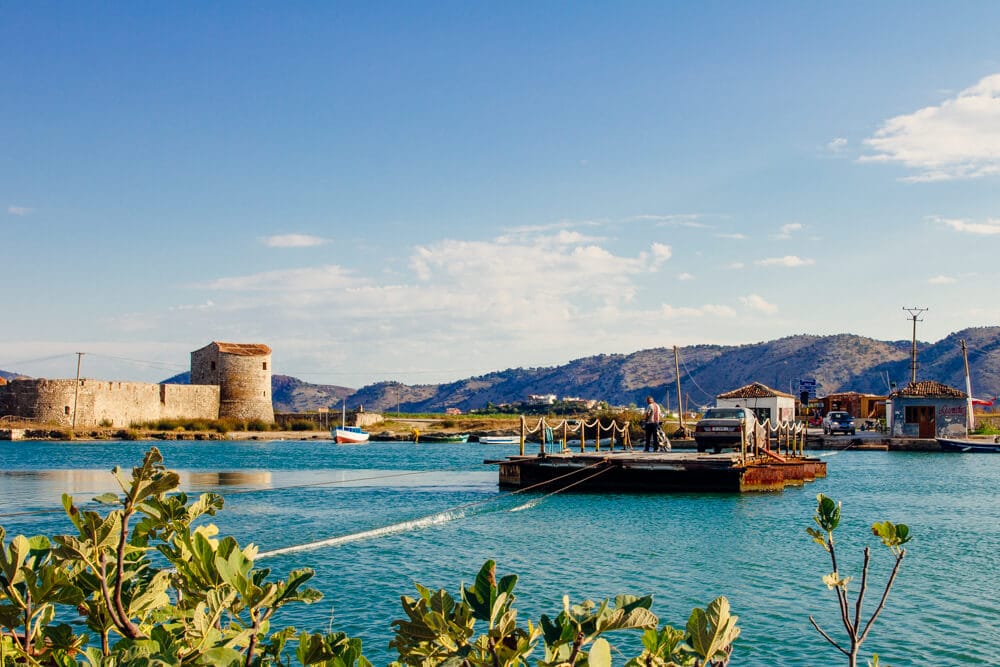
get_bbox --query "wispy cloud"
[632,213,709,229]
[740,294,778,313]
[827,137,848,152]
[755,255,815,268]
[928,275,956,285]
[677,272,695,281]
[8,205,33,216]
[715,232,747,240]
[197,265,363,291]
[261,234,329,248]
[932,215,1000,235]
[773,223,803,240]
[661,303,736,318]
[728,262,745,270]
[861,73,1000,181]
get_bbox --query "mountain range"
[5,327,999,414]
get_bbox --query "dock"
[488,450,827,493]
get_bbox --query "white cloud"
[715,232,747,240]
[728,262,745,270]
[661,303,736,318]
[932,216,1000,235]
[861,73,1000,181]
[197,265,363,291]
[650,242,672,264]
[677,272,695,281]
[827,137,848,152]
[774,223,803,240]
[262,234,329,248]
[8,205,33,216]
[631,213,708,229]
[928,275,956,285]
[740,294,778,313]
[755,255,815,268]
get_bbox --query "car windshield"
[704,408,744,419]
[829,412,850,419]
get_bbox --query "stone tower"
[190,342,274,423]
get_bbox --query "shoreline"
[0,425,977,452]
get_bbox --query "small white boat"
[479,435,520,445]
[332,401,369,444]
[333,426,369,444]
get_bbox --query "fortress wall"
[0,379,219,428]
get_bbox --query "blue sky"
[3,2,1000,387]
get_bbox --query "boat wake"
[257,508,467,559]
[508,498,542,512]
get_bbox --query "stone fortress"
[0,342,274,428]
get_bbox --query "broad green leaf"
[589,637,612,667]
[93,492,120,505]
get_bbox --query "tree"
[806,494,911,667]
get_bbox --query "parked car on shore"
[694,407,759,453]
[822,411,856,435]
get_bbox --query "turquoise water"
[1,440,998,666]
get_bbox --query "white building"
[715,382,796,425]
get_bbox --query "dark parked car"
[822,411,856,435]
[694,407,758,453]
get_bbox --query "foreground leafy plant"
[390,560,739,667]
[806,494,911,667]
[0,447,368,666]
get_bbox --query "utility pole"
[673,346,684,431]
[71,352,83,431]
[902,306,927,384]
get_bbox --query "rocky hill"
[343,327,1000,413]
[5,327,999,413]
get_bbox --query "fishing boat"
[936,437,1000,453]
[332,401,369,444]
[416,432,469,443]
[478,435,520,445]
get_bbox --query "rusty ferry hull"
[491,451,826,493]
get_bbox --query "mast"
[673,346,684,431]
[962,339,974,434]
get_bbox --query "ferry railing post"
[539,418,546,456]
[519,415,526,456]
[595,421,601,452]
[740,418,747,464]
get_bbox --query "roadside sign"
[799,379,817,398]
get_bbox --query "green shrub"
[247,418,271,431]
[290,419,316,431]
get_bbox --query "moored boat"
[416,433,469,443]
[478,435,520,445]
[333,425,370,444]
[936,437,1000,453]
[332,400,369,444]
